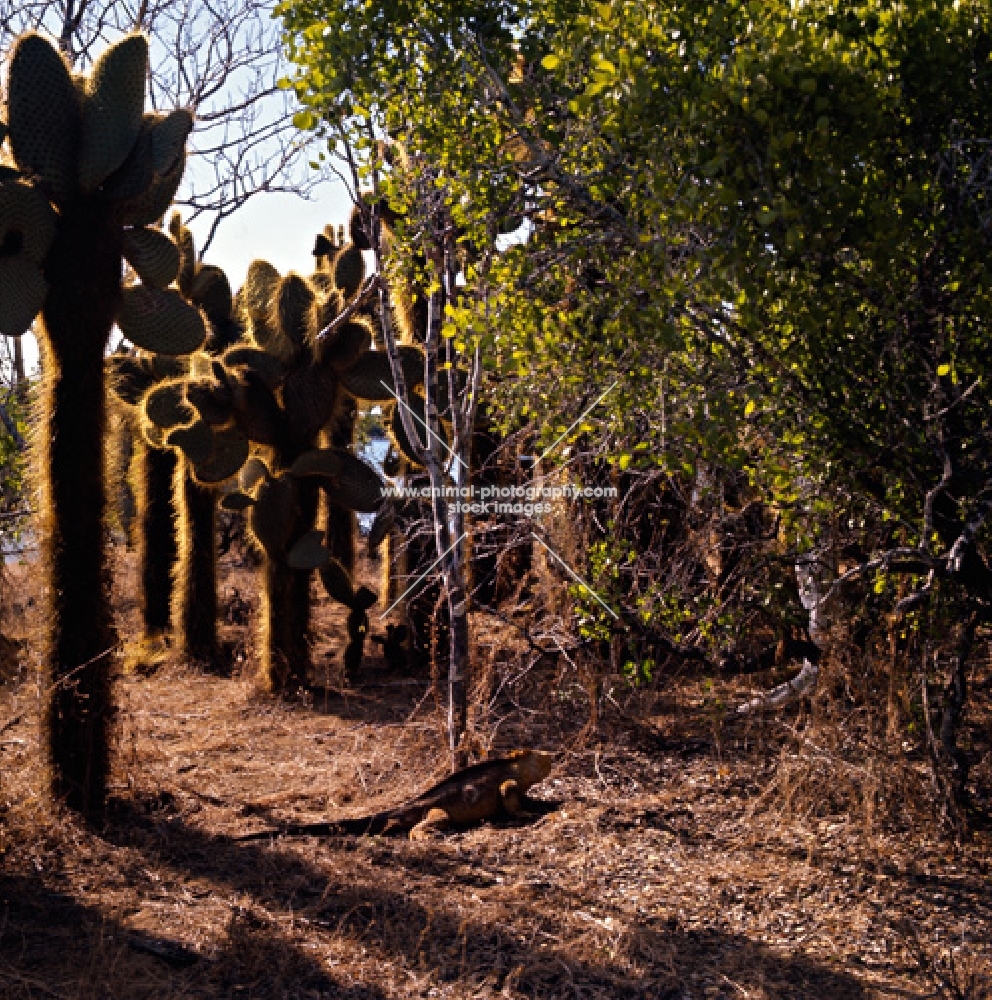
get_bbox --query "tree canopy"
[277,0,992,818]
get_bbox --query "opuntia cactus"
[0,31,202,815]
[109,351,184,658]
[168,215,243,665]
[182,231,422,693]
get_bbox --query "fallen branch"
[733,658,820,715]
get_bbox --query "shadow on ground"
[53,796,877,999]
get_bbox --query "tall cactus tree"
[0,32,203,814]
[108,216,243,669]
[169,213,243,664]
[109,351,186,663]
[174,238,423,693]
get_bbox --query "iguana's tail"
[233,813,391,842]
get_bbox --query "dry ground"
[1,550,991,999]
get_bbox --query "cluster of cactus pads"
[209,213,426,692]
[0,34,202,348]
[106,204,428,693]
[0,31,203,814]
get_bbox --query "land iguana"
[236,749,555,842]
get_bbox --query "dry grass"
[1,549,991,999]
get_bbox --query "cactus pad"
[231,370,283,446]
[338,344,425,401]
[99,120,154,204]
[143,379,193,428]
[169,212,196,294]
[250,473,298,557]
[282,364,340,441]
[288,448,342,480]
[151,109,193,175]
[319,318,373,371]
[332,244,365,299]
[190,265,233,323]
[184,379,231,424]
[312,229,336,263]
[167,418,214,465]
[6,33,81,201]
[118,151,185,228]
[325,452,386,513]
[314,286,344,332]
[273,272,315,346]
[122,226,180,289]
[287,530,331,570]
[78,33,149,192]
[117,285,206,355]
[242,259,280,322]
[190,425,249,484]
[108,354,156,406]
[220,490,255,512]
[0,179,58,263]
[247,315,295,363]
[150,354,187,380]
[349,204,372,251]
[0,255,47,337]
[222,346,285,389]
[319,557,355,607]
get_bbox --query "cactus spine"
[0,31,200,815]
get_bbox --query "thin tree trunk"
[12,337,25,388]
[936,612,976,829]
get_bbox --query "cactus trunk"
[136,441,178,636]
[323,404,357,580]
[39,204,122,817]
[260,475,319,693]
[173,464,218,663]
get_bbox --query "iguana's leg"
[501,780,545,818]
[500,779,527,816]
[409,807,452,841]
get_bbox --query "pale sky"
[185,182,353,292]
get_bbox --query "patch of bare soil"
[1,551,990,999]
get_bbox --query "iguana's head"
[509,749,554,786]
